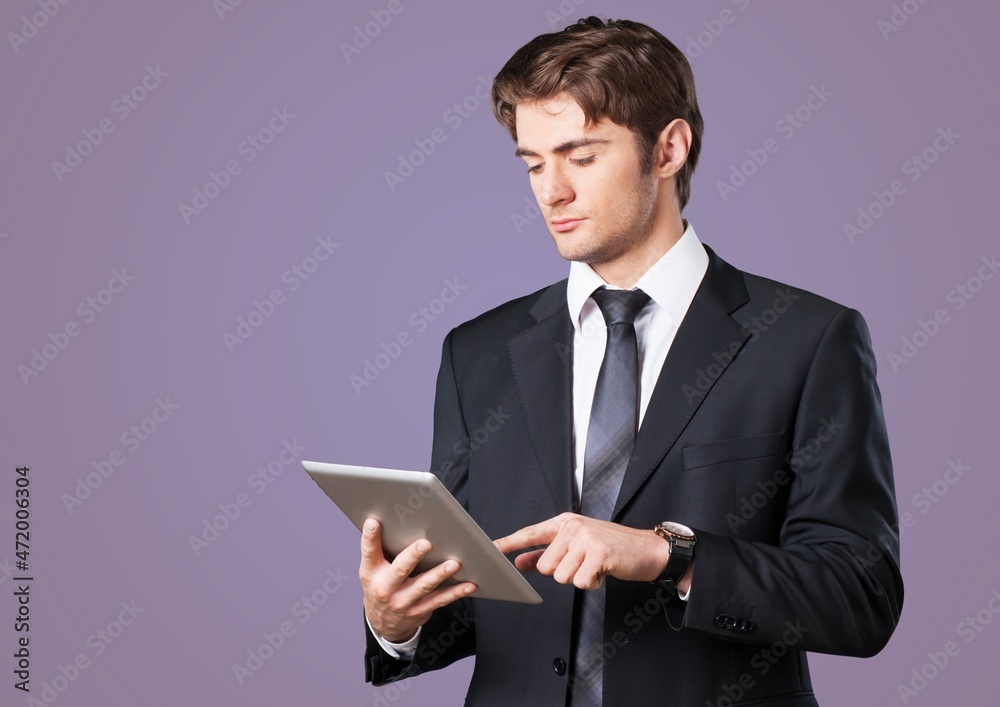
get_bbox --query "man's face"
[514,93,660,267]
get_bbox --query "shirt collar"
[566,219,709,334]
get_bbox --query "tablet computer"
[302,461,542,604]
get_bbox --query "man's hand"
[494,512,691,593]
[359,518,477,643]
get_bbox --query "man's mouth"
[551,218,584,232]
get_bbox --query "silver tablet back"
[303,461,542,604]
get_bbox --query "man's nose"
[539,165,574,206]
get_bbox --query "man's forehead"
[514,100,617,157]
[516,95,590,130]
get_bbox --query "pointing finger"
[495,517,560,554]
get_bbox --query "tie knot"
[591,287,651,327]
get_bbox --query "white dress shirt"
[370,219,710,659]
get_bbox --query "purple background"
[2,1,998,705]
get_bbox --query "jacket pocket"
[682,431,784,470]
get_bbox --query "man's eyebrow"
[514,137,610,159]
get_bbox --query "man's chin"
[552,242,583,262]
[550,233,591,263]
[553,244,605,265]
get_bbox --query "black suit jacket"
[365,243,903,706]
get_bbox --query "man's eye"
[526,156,596,174]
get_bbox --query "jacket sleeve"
[364,328,477,685]
[664,307,904,657]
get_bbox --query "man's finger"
[494,517,559,554]
[409,581,478,616]
[551,544,587,585]
[388,538,433,584]
[573,554,606,590]
[402,559,463,603]
[513,549,544,572]
[535,535,573,579]
[359,518,385,568]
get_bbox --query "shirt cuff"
[678,585,691,602]
[366,613,420,660]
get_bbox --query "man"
[358,16,903,706]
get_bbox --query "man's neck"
[591,217,686,288]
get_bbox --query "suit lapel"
[507,281,576,513]
[504,244,752,520]
[612,243,751,520]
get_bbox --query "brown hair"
[491,16,704,211]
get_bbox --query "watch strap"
[654,525,695,588]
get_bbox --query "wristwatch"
[653,521,696,589]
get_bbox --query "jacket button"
[724,616,738,630]
[736,618,749,632]
[553,658,567,676]
[745,619,756,632]
[715,614,728,628]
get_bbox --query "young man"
[359,17,903,706]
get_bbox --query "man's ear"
[652,118,692,179]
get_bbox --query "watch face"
[661,521,695,539]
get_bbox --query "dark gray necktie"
[570,286,651,707]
